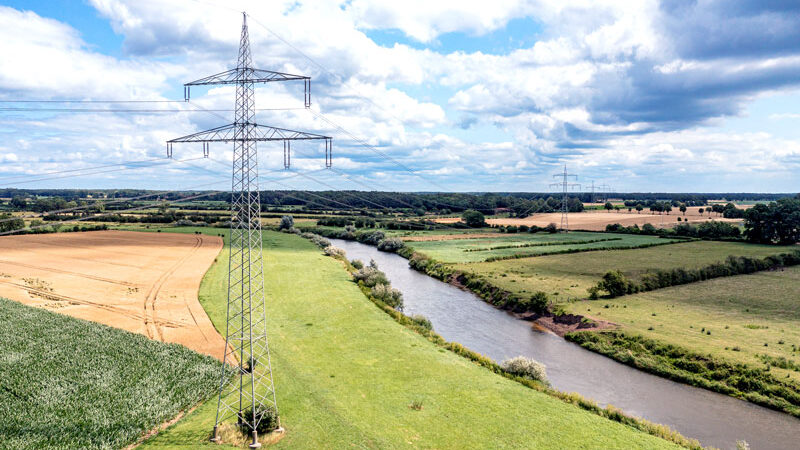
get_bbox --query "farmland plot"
[0,230,226,359]
[0,297,221,449]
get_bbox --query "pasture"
[454,240,795,301]
[567,266,800,385]
[141,228,678,449]
[0,297,221,449]
[0,230,226,359]
[403,231,675,263]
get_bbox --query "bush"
[544,223,558,233]
[358,230,385,245]
[239,405,279,434]
[528,291,550,313]
[410,314,433,331]
[501,356,548,384]
[278,215,294,230]
[377,237,405,252]
[351,259,364,270]
[596,270,631,297]
[324,246,346,259]
[353,264,389,288]
[302,232,330,248]
[370,283,404,310]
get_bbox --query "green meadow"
[141,227,678,449]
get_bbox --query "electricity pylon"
[550,165,580,232]
[168,12,331,448]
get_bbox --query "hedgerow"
[591,250,800,298]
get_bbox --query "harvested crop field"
[0,230,226,359]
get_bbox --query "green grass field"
[0,297,221,449]
[567,266,800,385]
[404,231,675,263]
[141,228,678,449]
[456,240,795,301]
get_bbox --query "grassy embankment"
[565,267,800,416]
[0,297,221,449]
[455,240,794,302]
[141,227,681,449]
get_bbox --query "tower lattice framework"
[550,165,579,232]
[168,12,331,448]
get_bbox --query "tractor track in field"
[143,235,204,341]
[0,258,137,287]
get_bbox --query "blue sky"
[0,0,798,193]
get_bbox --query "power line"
[0,157,205,187]
[0,157,168,183]
[0,99,184,103]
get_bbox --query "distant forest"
[0,188,796,217]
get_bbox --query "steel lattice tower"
[550,165,579,232]
[167,12,331,448]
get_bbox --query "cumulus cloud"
[1,1,799,191]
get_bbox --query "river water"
[330,239,800,450]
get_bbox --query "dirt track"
[0,230,227,360]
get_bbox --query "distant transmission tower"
[168,12,331,448]
[550,165,580,232]
[598,183,611,203]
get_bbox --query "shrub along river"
[330,239,800,450]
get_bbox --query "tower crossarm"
[168,123,330,143]
[183,68,313,106]
[185,68,309,86]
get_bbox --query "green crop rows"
[0,297,222,449]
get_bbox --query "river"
[330,238,800,450]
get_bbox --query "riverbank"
[327,235,800,449]
[139,227,682,449]
[305,225,800,426]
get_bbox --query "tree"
[596,270,631,297]
[679,203,687,216]
[462,209,486,228]
[664,204,672,215]
[698,208,704,215]
[0,213,24,233]
[744,198,800,244]
[9,196,26,209]
[278,215,294,230]
[604,202,613,212]
[635,204,643,214]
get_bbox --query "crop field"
[141,228,677,449]
[0,297,221,449]
[567,267,800,385]
[404,231,676,263]
[436,208,743,231]
[0,230,226,359]
[454,240,795,301]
